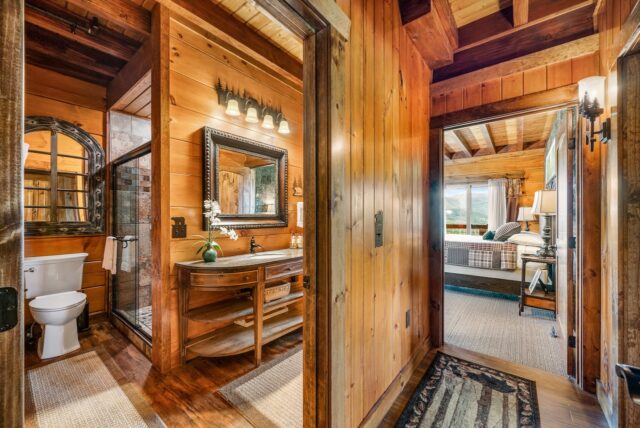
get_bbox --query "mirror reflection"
[218,147,278,215]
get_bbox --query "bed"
[444,232,546,295]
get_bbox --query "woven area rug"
[219,347,302,428]
[396,352,540,428]
[445,287,567,376]
[25,350,165,428]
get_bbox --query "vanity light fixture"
[578,75,610,152]
[215,79,290,135]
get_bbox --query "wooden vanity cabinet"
[176,251,303,366]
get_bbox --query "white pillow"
[508,232,544,247]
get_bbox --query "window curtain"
[487,178,507,231]
[506,178,522,222]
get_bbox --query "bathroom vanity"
[176,249,303,366]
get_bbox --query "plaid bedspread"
[444,237,517,270]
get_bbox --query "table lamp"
[532,190,557,257]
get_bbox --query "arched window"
[24,116,105,235]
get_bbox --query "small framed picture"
[529,269,543,294]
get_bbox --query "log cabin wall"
[430,35,600,116]
[444,149,545,233]
[335,0,431,425]
[165,19,304,367]
[24,64,109,322]
[596,1,637,426]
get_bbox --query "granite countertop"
[176,248,303,269]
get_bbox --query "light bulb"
[246,106,259,123]
[262,114,274,129]
[277,119,290,134]
[225,99,240,116]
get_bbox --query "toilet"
[25,253,88,359]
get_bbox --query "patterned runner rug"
[396,352,541,428]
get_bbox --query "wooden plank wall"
[431,36,600,116]
[165,19,304,367]
[24,64,109,321]
[336,0,431,425]
[596,0,636,426]
[444,149,545,232]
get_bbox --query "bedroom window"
[445,183,488,235]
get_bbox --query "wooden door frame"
[429,85,600,390]
[150,1,350,426]
[0,1,24,427]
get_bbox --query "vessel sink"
[249,252,289,259]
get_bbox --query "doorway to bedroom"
[442,107,577,378]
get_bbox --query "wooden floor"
[381,344,608,427]
[25,317,303,427]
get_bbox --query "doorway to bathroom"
[111,143,152,342]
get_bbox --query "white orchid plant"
[195,200,238,256]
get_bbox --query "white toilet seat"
[30,291,86,312]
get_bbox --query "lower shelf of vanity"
[185,301,303,359]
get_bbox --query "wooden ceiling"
[211,0,303,61]
[443,108,559,160]
[401,0,597,81]
[25,0,152,86]
[24,0,302,91]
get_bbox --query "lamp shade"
[225,99,241,116]
[262,114,274,129]
[532,190,557,215]
[517,206,534,221]
[578,76,606,105]
[277,118,290,134]
[245,106,259,123]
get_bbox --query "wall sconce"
[215,79,290,135]
[578,76,611,152]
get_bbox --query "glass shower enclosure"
[111,143,152,340]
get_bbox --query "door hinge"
[0,287,18,332]
[568,236,577,249]
[303,275,311,290]
[568,335,577,348]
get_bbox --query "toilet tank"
[24,253,88,299]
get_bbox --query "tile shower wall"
[110,111,152,319]
[110,111,151,160]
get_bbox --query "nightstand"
[519,253,557,318]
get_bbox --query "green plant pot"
[202,247,217,263]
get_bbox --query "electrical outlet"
[405,309,411,328]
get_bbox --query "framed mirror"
[203,127,288,229]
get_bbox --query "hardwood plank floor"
[25,318,303,427]
[381,344,607,427]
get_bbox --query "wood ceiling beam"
[477,124,496,154]
[107,38,151,109]
[64,0,151,37]
[26,28,120,78]
[516,117,524,151]
[25,2,139,61]
[448,130,474,158]
[513,0,529,27]
[434,0,595,81]
[155,0,303,83]
[400,0,458,69]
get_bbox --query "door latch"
[303,275,311,290]
[0,287,18,332]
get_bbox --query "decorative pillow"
[482,231,495,240]
[493,222,522,242]
[508,232,544,247]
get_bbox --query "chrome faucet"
[249,236,263,254]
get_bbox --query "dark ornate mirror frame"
[25,116,105,236]
[203,127,288,229]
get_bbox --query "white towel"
[297,202,304,228]
[102,236,117,274]
[120,235,136,273]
